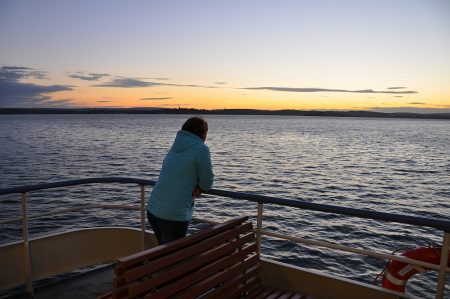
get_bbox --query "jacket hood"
[172,130,203,153]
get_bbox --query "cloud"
[408,102,426,105]
[39,98,75,107]
[214,82,227,85]
[165,83,218,89]
[0,66,48,80]
[0,66,74,107]
[96,100,111,103]
[94,77,219,89]
[68,72,110,81]
[140,97,172,101]
[93,77,162,88]
[387,87,406,90]
[243,86,418,94]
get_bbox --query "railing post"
[435,232,450,299]
[256,202,263,254]
[21,192,33,295]
[140,185,146,250]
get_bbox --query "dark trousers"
[147,211,189,245]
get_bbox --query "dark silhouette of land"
[0,107,449,119]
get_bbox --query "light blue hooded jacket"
[147,130,214,221]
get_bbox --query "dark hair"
[182,116,208,140]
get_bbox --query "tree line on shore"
[1,107,449,119]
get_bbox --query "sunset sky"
[1,0,449,112]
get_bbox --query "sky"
[1,0,449,112]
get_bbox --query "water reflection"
[1,114,449,297]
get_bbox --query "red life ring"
[382,247,449,293]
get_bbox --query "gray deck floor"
[9,265,114,299]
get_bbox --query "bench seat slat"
[224,270,264,299]
[265,289,287,299]
[243,285,266,299]
[207,264,262,299]
[246,286,308,299]
[277,291,296,299]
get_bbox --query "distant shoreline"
[1,108,449,120]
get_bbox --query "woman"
[147,116,214,244]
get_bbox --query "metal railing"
[1,177,449,298]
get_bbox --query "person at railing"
[146,116,214,244]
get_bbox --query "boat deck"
[8,264,316,299]
[1,178,447,299]
[9,265,114,299]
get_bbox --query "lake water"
[0,114,449,297]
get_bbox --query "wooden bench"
[100,216,310,298]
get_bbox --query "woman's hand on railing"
[192,186,202,197]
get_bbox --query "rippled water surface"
[0,114,449,297]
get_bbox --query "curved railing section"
[0,177,449,298]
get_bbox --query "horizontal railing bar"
[0,177,155,195]
[0,204,139,224]
[1,177,449,232]
[262,230,450,272]
[207,189,450,232]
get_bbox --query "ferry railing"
[0,177,449,299]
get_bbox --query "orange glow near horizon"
[44,72,449,111]
[51,84,448,111]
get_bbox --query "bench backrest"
[112,216,263,298]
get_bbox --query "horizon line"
[1,107,449,120]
